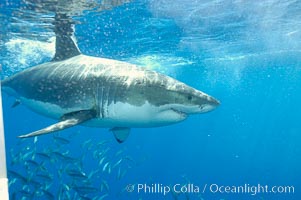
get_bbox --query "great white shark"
[1,14,220,143]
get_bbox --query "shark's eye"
[187,95,192,100]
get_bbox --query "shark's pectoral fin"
[18,119,81,138]
[110,127,130,143]
[18,109,97,138]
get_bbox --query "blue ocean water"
[1,0,301,200]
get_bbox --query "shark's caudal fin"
[18,109,96,138]
[52,13,81,61]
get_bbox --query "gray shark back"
[2,55,190,112]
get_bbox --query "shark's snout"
[169,94,219,116]
[199,96,220,113]
[207,96,220,108]
[198,94,220,113]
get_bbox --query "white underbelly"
[85,101,187,128]
[21,98,186,128]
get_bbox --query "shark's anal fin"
[18,109,96,138]
[110,127,130,143]
[52,13,81,61]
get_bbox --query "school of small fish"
[7,131,140,200]
[7,131,208,200]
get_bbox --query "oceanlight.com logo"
[125,183,295,196]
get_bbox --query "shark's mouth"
[171,108,187,118]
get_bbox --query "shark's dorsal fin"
[52,13,81,61]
